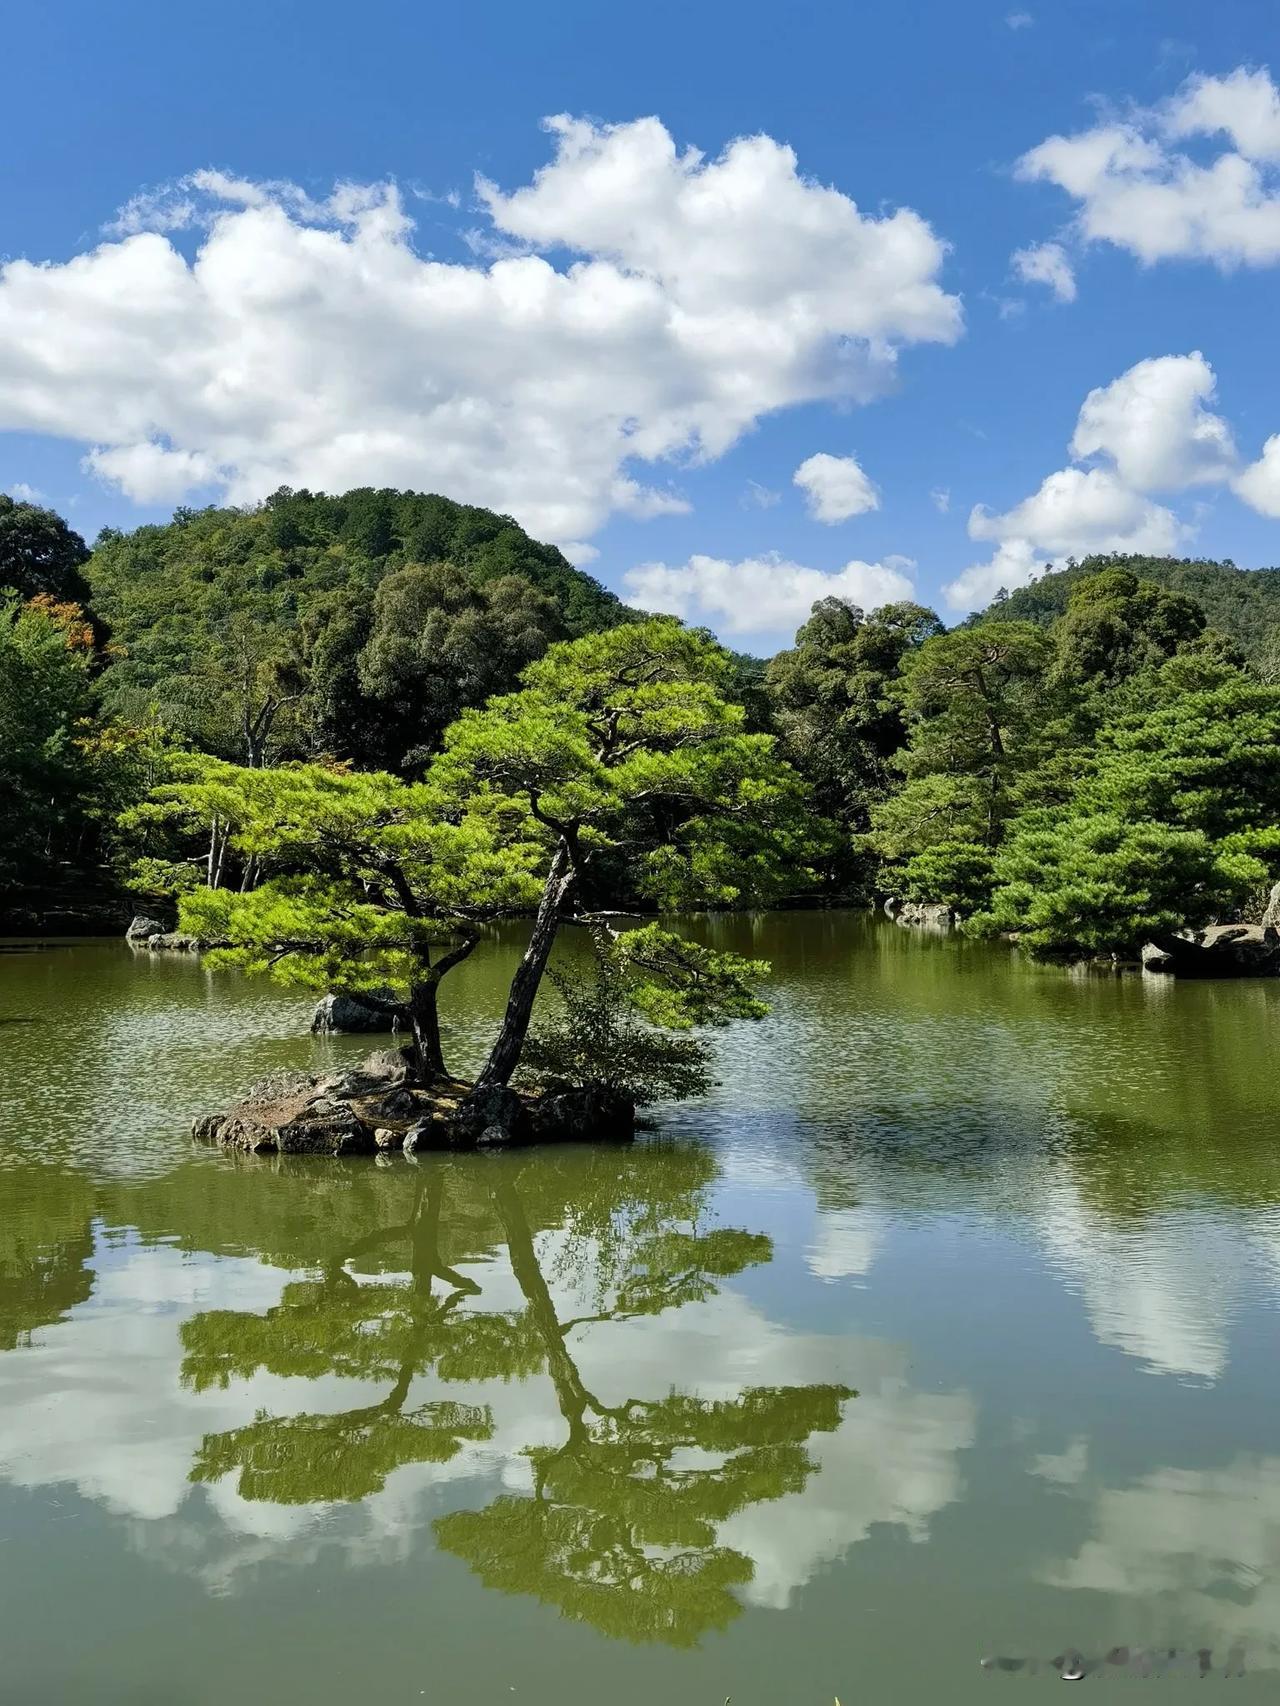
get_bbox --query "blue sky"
[4,0,1280,648]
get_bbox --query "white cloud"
[793,451,880,523]
[1232,433,1280,516]
[625,550,916,638]
[930,485,950,513]
[84,442,220,504]
[942,351,1229,611]
[1006,10,1033,27]
[0,118,961,550]
[4,481,45,504]
[1070,352,1236,489]
[970,465,1184,557]
[1011,240,1077,301]
[742,479,782,509]
[806,1207,886,1282]
[945,538,1048,610]
[1165,66,1280,162]
[948,467,1185,610]
[559,540,600,566]
[1035,1177,1249,1382]
[1016,67,1280,270]
[1030,1437,1089,1486]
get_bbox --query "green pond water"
[2,912,1280,1703]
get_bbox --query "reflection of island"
[180,1152,853,1643]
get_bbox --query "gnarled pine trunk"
[405,933,480,1084]
[408,979,448,1082]
[473,842,575,1091]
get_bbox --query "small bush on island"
[522,931,768,1107]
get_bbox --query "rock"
[311,990,398,1034]
[1140,941,1176,972]
[526,1083,636,1143]
[277,1111,375,1156]
[125,914,166,943]
[204,1100,376,1156]
[1262,882,1280,930]
[377,1086,420,1119]
[402,1115,460,1153]
[450,1083,532,1147]
[327,1047,414,1099]
[192,1061,378,1155]
[1145,926,1280,978]
[147,931,202,952]
[882,896,901,917]
[896,900,958,929]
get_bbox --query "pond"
[2,912,1279,1702]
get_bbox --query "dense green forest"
[982,550,1280,670]
[4,488,1280,962]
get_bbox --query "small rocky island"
[194,1048,635,1156]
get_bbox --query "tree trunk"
[408,978,447,1082]
[404,933,480,1084]
[474,842,575,1090]
[207,816,228,889]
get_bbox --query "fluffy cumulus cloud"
[624,550,916,638]
[1070,352,1236,489]
[943,350,1247,610]
[945,538,1046,610]
[0,117,961,548]
[950,468,1184,609]
[1011,239,1077,301]
[1016,66,1280,271]
[1234,434,1280,517]
[792,451,880,522]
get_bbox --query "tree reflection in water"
[0,1165,95,1352]
[179,1148,854,1644]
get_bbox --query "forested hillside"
[981,552,1280,667]
[0,489,628,927]
[88,487,628,771]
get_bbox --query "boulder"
[147,931,203,952]
[403,1112,466,1153]
[1144,926,1280,978]
[125,914,166,943]
[201,1089,377,1156]
[1262,881,1280,930]
[896,900,958,929]
[449,1082,532,1147]
[327,1048,415,1099]
[311,990,398,1034]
